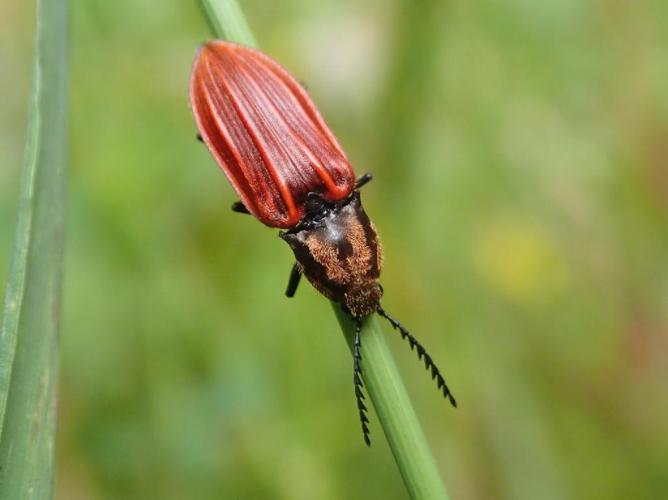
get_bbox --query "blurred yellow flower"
[474,214,569,305]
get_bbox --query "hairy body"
[280,192,383,318]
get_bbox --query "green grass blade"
[333,305,450,500]
[197,1,451,498]
[0,0,69,496]
[198,0,257,47]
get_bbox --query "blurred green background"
[2,0,668,498]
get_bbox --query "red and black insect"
[190,41,456,445]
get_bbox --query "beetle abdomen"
[190,41,356,228]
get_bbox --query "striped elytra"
[190,41,355,228]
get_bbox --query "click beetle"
[190,41,455,446]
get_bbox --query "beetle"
[190,41,456,446]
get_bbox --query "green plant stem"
[332,305,449,500]
[0,0,68,496]
[197,1,450,498]
[198,0,257,47]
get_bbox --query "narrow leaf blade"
[0,0,69,496]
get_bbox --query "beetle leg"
[196,133,203,142]
[355,172,373,190]
[231,201,250,214]
[285,262,302,297]
[377,306,457,408]
[353,318,371,446]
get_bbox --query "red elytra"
[189,41,356,228]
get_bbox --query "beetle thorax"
[280,192,383,318]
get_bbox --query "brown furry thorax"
[280,191,383,318]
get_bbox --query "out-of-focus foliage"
[1,0,667,498]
